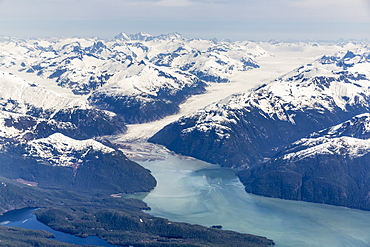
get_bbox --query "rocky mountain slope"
[0,96,156,194]
[149,48,370,168]
[0,71,126,138]
[0,33,263,123]
[238,113,370,210]
[0,131,156,194]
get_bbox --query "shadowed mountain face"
[0,33,264,198]
[0,34,262,124]
[238,113,370,210]
[149,48,370,210]
[149,49,370,169]
[0,133,157,194]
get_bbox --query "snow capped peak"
[283,136,370,161]
[315,113,370,139]
[0,34,264,125]
[114,32,131,41]
[133,31,152,39]
[0,70,89,112]
[126,32,152,41]
[155,32,183,40]
[114,32,152,41]
[282,113,370,161]
[148,45,370,168]
[316,48,370,69]
[26,133,115,167]
[173,60,358,134]
[114,32,183,42]
[246,49,370,120]
[184,48,370,128]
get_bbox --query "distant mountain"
[0,71,126,138]
[0,33,284,246]
[149,48,370,168]
[238,113,370,210]
[114,32,183,41]
[0,32,266,202]
[0,33,263,123]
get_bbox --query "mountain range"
[149,45,370,210]
[238,113,370,210]
[1,31,370,245]
[150,48,370,168]
[0,32,262,124]
[0,32,278,246]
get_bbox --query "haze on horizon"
[0,0,369,41]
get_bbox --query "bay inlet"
[139,152,370,247]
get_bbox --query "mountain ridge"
[149,48,370,168]
[238,113,370,210]
[0,33,263,124]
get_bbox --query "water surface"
[0,207,116,246]
[139,154,370,247]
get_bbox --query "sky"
[0,0,369,41]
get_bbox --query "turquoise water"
[3,151,370,247]
[139,154,370,247]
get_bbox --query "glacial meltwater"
[139,153,370,247]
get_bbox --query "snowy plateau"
[1,32,370,243]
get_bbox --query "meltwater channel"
[138,152,370,247]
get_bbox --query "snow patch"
[283,136,370,161]
[26,133,115,167]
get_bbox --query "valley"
[0,33,369,246]
[115,41,352,142]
